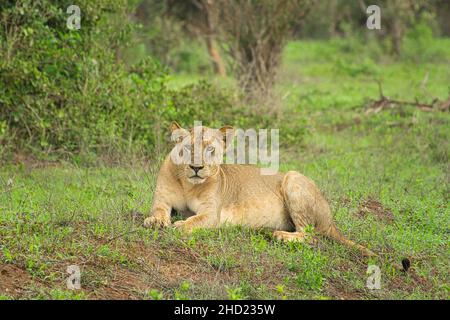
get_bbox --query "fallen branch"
[365,96,450,114]
[365,82,450,114]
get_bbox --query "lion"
[144,122,375,256]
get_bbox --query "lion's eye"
[206,146,215,153]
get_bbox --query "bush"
[402,21,450,63]
[0,0,140,159]
[0,0,307,163]
[0,1,230,162]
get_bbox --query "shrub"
[0,0,140,159]
[0,0,307,163]
[0,1,230,162]
[402,21,450,63]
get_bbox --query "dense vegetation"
[0,0,306,163]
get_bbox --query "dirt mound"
[357,198,394,223]
[0,264,33,298]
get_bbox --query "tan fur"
[144,123,375,256]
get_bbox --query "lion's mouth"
[188,174,206,184]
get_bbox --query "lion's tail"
[324,223,377,257]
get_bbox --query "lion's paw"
[143,216,171,228]
[173,220,193,234]
[273,230,305,243]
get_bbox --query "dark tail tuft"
[401,258,411,272]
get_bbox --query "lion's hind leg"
[273,171,330,245]
[281,171,331,229]
[280,171,376,256]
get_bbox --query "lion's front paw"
[173,220,192,234]
[173,220,186,229]
[143,216,171,228]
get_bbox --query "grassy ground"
[1,40,449,300]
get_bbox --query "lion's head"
[169,122,234,185]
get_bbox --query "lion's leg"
[278,171,332,242]
[281,171,376,256]
[173,201,219,233]
[144,204,172,228]
[173,213,217,234]
[144,182,174,228]
[144,159,188,228]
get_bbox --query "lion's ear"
[170,121,182,133]
[170,121,189,143]
[219,125,235,149]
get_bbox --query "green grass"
[1,39,449,299]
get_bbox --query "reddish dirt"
[82,239,291,299]
[90,267,152,300]
[357,198,394,223]
[388,268,434,294]
[0,264,33,298]
[78,240,225,299]
[325,278,365,300]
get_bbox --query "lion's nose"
[189,165,204,173]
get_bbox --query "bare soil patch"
[357,198,394,223]
[0,264,34,298]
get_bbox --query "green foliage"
[402,21,450,62]
[130,1,213,74]
[0,1,248,162]
[1,246,15,263]
[47,289,88,300]
[334,57,381,78]
[285,247,327,291]
[225,286,247,300]
[147,289,164,300]
[0,0,137,156]
[167,80,235,129]
[174,281,191,300]
[0,1,304,163]
[206,253,237,271]
[142,18,211,74]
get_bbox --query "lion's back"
[220,164,285,202]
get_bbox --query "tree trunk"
[205,35,226,77]
[391,20,403,56]
[202,0,226,77]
